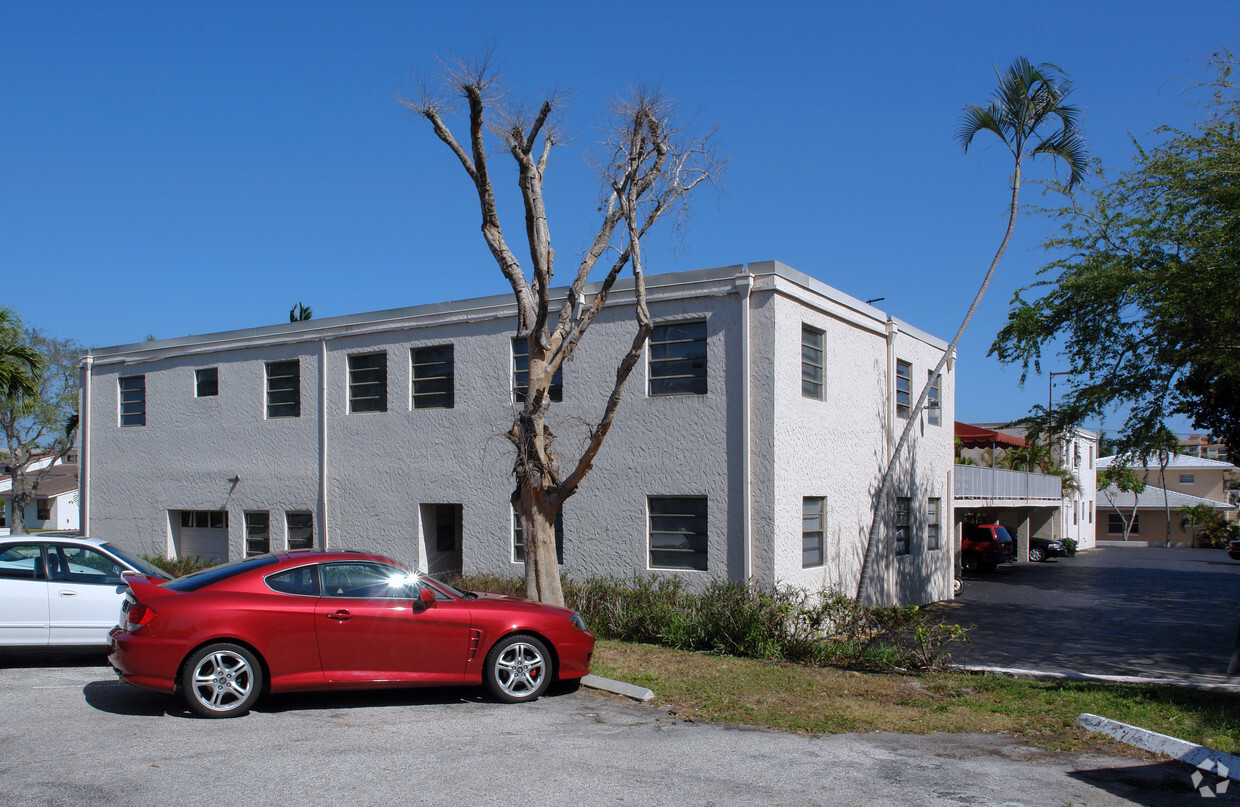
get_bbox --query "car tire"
[953,577,964,596]
[1029,547,1046,563]
[961,553,980,573]
[484,634,552,704]
[181,643,263,718]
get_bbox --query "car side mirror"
[418,586,437,609]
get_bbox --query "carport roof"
[954,422,1027,449]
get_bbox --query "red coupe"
[108,550,594,718]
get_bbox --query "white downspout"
[736,272,754,582]
[319,339,330,548]
[79,353,93,535]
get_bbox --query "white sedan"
[0,534,172,647]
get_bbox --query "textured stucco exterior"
[80,262,953,604]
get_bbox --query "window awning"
[954,422,1026,449]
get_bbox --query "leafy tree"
[0,327,81,533]
[856,57,1087,602]
[400,56,722,606]
[991,48,1240,455]
[290,302,313,322]
[1177,503,1234,548]
[0,307,42,400]
[1098,464,1146,542]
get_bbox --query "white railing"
[954,464,1062,500]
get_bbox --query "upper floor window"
[926,370,941,426]
[265,361,301,419]
[195,368,218,398]
[649,321,707,396]
[801,326,825,400]
[411,346,454,410]
[348,352,388,414]
[513,337,562,403]
[119,375,146,427]
[894,496,911,555]
[1179,473,1196,485]
[802,497,825,568]
[895,360,911,419]
[648,496,708,571]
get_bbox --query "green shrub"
[1061,537,1079,557]
[140,554,216,577]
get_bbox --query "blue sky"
[2,2,1233,434]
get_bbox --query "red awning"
[954,422,1026,449]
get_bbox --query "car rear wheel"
[961,552,980,573]
[484,634,552,703]
[181,643,263,718]
[1029,547,1046,562]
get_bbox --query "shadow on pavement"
[1068,759,1224,805]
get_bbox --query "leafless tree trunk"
[400,58,721,605]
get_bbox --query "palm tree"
[0,307,42,400]
[856,58,1088,603]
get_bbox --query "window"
[0,544,42,579]
[513,506,564,564]
[245,512,270,556]
[48,544,122,585]
[348,352,388,413]
[36,500,50,522]
[895,360,911,419]
[180,510,228,529]
[321,562,413,599]
[801,326,825,400]
[927,371,941,426]
[926,498,941,550]
[119,375,146,427]
[411,346,454,409]
[1180,473,1196,485]
[195,368,218,398]
[512,338,563,403]
[1074,502,1079,525]
[286,512,314,550]
[649,321,707,396]
[265,361,301,419]
[802,497,825,568]
[266,566,319,596]
[1108,513,1138,535]
[894,496,911,555]
[648,496,708,571]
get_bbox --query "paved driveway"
[938,546,1240,683]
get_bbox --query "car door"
[0,542,50,646]
[314,561,472,683]
[45,543,128,645]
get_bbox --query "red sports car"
[108,550,594,718]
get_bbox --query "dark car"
[1229,539,1240,561]
[1028,536,1068,563]
[109,550,594,718]
[961,524,1016,572]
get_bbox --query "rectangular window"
[1108,513,1138,535]
[286,512,314,550]
[195,368,219,398]
[513,506,565,564]
[1179,473,1195,485]
[36,500,50,521]
[348,352,388,413]
[1074,502,1079,525]
[512,338,563,403]
[411,346,454,409]
[894,496,911,555]
[245,512,270,556]
[648,496,708,571]
[895,360,911,419]
[180,510,228,529]
[119,375,146,427]
[649,320,707,396]
[927,370,941,426]
[266,361,301,419]
[926,498,941,550]
[801,326,825,400]
[802,497,825,568]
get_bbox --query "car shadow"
[83,679,178,716]
[0,647,110,669]
[1067,760,1220,805]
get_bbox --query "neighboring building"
[0,460,80,536]
[1180,433,1228,462]
[77,262,957,605]
[1095,453,1237,545]
[954,422,1098,558]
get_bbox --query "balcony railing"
[954,464,1062,501]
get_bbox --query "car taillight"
[124,604,157,632]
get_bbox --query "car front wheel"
[1029,547,1046,562]
[181,643,263,718]
[484,634,552,703]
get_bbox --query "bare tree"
[399,58,722,606]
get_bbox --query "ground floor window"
[36,500,50,522]
[1108,513,1138,535]
[926,498,941,550]
[802,497,825,568]
[245,512,270,556]
[512,506,564,564]
[648,496,707,571]
[286,511,314,550]
[894,497,911,555]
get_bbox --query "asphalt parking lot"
[0,659,1217,807]
[939,545,1240,684]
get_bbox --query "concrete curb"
[963,664,1240,693]
[580,674,654,701]
[1076,713,1239,773]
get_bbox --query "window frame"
[802,496,825,568]
[1179,473,1196,485]
[286,511,314,550]
[348,351,388,414]
[512,506,565,564]
[648,496,708,571]
[195,367,219,398]
[648,320,708,397]
[512,337,563,403]
[411,345,455,410]
[1108,513,1138,535]
[265,360,301,419]
[801,325,825,401]
[895,360,911,419]
[894,496,911,555]
[119,375,146,427]
[926,370,941,426]
[244,511,270,557]
[926,497,941,550]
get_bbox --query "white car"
[0,534,172,648]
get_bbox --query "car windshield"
[165,554,278,592]
[100,543,174,581]
[421,572,470,599]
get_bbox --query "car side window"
[49,544,124,585]
[320,563,417,599]
[265,566,321,597]
[0,544,44,580]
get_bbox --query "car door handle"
[326,610,352,621]
[57,591,78,598]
